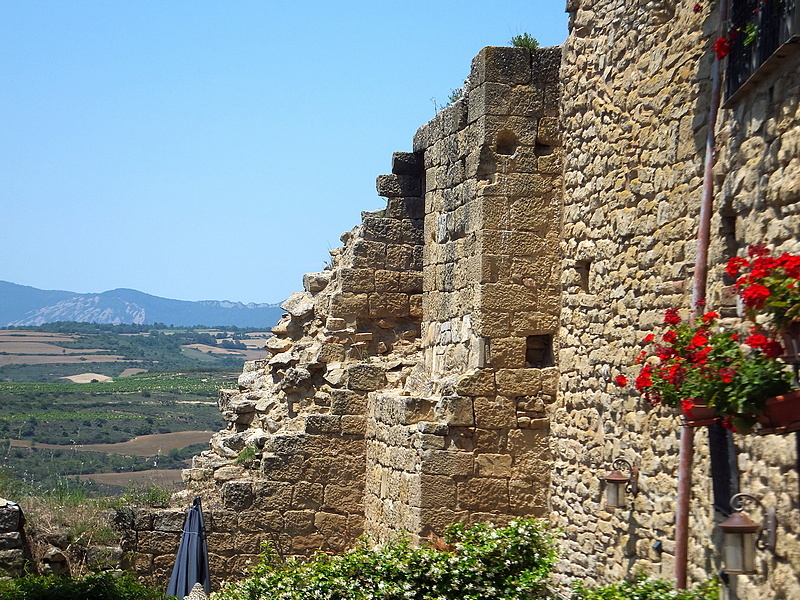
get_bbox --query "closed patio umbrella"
[166,497,210,598]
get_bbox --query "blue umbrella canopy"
[166,497,211,598]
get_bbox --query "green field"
[0,323,255,496]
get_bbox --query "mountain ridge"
[0,281,284,328]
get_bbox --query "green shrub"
[214,518,556,600]
[571,575,719,600]
[233,446,258,466]
[0,571,169,600]
[510,33,539,51]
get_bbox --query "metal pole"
[676,0,729,589]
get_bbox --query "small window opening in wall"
[496,130,519,156]
[721,212,737,285]
[576,260,591,293]
[526,335,554,368]
[535,142,554,157]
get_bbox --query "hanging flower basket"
[682,400,719,427]
[757,389,800,435]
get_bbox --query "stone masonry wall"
[363,45,564,544]
[712,36,800,599]
[554,0,800,597]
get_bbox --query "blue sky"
[1,1,568,304]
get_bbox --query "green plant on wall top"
[510,32,539,51]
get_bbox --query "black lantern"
[604,458,638,509]
[719,493,776,575]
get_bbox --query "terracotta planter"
[682,402,719,427]
[757,389,800,435]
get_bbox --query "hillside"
[0,281,284,328]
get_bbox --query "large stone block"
[284,510,316,536]
[238,510,283,532]
[455,369,497,396]
[391,152,424,176]
[0,505,21,533]
[386,197,425,220]
[137,531,181,554]
[329,292,370,317]
[340,268,375,293]
[252,480,294,512]
[474,453,513,477]
[490,337,528,368]
[351,240,386,269]
[496,369,542,397]
[303,271,331,293]
[374,269,400,292]
[222,480,255,511]
[152,510,186,533]
[420,449,474,476]
[347,364,386,391]
[281,291,315,318]
[305,414,342,434]
[410,474,458,509]
[457,477,510,511]
[376,174,422,198]
[434,395,475,426]
[470,46,532,87]
[368,293,410,317]
[385,244,414,270]
[474,396,517,429]
[323,484,364,511]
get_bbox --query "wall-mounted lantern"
[719,493,776,575]
[604,458,639,509]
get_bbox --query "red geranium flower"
[689,332,709,348]
[635,364,654,392]
[714,37,731,60]
[779,254,800,278]
[615,375,628,387]
[664,309,682,326]
[701,311,720,323]
[741,283,771,308]
[748,244,769,258]
[643,334,655,343]
[726,256,749,277]
[681,398,696,414]
[746,333,768,349]
[719,368,736,383]
[662,330,678,344]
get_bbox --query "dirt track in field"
[7,430,215,456]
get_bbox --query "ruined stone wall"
[0,499,31,578]
[125,162,425,586]
[555,0,800,597]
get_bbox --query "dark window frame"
[724,0,800,106]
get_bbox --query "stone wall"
[712,27,800,599]
[0,499,31,578]
[121,4,800,596]
[554,0,800,597]
[364,45,563,543]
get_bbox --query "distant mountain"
[0,281,285,328]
